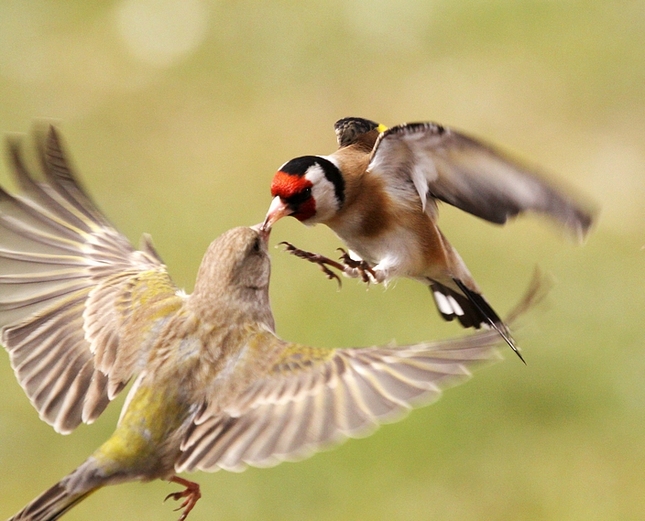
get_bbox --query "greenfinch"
[3,127,523,521]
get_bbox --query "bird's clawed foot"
[165,476,202,521]
[279,241,345,287]
[279,242,380,287]
[337,248,377,284]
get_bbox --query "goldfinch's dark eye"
[287,187,312,206]
[252,237,261,253]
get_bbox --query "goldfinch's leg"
[337,249,378,284]
[279,242,385,286]
[279,242,345,286]
[165,476,202,521]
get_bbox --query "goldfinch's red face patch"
[271,170,311,199]
[270,171,316,222]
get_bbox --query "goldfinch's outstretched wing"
[0,127,182,433]
[368,122,595,240]
[177,328,503,473]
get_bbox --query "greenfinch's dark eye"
[252,237,261,253]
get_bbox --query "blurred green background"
[0,1,643,520]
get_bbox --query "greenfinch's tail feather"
[7,481,96,521]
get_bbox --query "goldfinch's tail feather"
[430,279,525,363]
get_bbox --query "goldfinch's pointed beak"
[262,196,293,231]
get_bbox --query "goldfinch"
[264,118,595,362]
[2,127,524,521]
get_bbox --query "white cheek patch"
[304,162,342,222]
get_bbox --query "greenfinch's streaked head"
[191,226,273,326]
[230,226,271,291]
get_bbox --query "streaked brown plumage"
[265,117,596,362]
[2,127,527,521]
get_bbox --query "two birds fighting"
[1,119,593,521]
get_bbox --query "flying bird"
[264,117,595,362]
[1,127,524,521]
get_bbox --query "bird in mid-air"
[1,127,525,521]
[264,117,595,362]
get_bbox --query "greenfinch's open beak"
[262,196,293,231]
[250,222,271,243]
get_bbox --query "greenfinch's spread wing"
[0,127,182,434]
[368,123,594,239]
[176,328,502,473]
